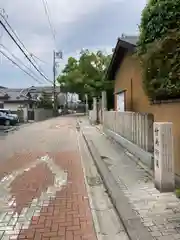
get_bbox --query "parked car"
[0,112,18,126]
[0,109,19,122]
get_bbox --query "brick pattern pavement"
[18,152,96,240]
[0,118,97,240]
[10,162,54,214]
[81,121,180,240]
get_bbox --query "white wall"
[4,103,28,122]
[23,107,28,122]
[4,103,19,111]
[67,93,79,103]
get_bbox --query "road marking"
[0,155,67,239]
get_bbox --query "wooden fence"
[89,110,102,124]
[103,111,154,153]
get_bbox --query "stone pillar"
[92,97,97,123]
[101,91,107,124]
[154,122,175,192]
[85,94,88,115]
[23,106,28,122]
[101,91,107,110]
[93,97,97,111]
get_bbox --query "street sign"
[55,51,62,59]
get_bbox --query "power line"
[0,43,45,84]
[0,19,53,84]
[29,53,49,65]
[0,50,43,84]
[0,17,52,83]
[41,0,56,46]
[0,10,49,69]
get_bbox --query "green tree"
[57,50,112,99]
[36,91,53,109]
[137,0,180,100]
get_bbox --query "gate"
[28,110,34,120]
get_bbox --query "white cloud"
[0,0,146,87]
[1,0,108,33]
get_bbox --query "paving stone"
[81,119,180,240]
[157,236,174,240]
[151,231,162,237]
[173,233,180,239]
[101,231,129,240]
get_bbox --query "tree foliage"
[57,50,112,99]
[137,0,180,100]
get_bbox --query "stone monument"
[154,122,175,192]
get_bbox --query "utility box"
[153,122,175,192]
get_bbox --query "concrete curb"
[3,126,17,133]
[81,130,153,240]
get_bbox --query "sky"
[0,0,147,88]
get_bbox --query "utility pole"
[53,50,56,116]
[53,50,62,116]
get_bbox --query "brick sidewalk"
[0,118,96,240]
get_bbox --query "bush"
[142,31,180,100]
[137,0,180,100]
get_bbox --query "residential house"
[0,86,61,107]
[107,35,180,175]
[0,85,61,121]
[28,86,60,102]
[0,87,37,121]
[28,86,79,106]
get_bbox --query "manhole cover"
[87,176,102,186]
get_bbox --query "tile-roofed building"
[0,85,60,111]
[120,34,138,46]
[106,35,139,80]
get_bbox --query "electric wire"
[0,50,43,84]
[0,19,53,84]
[0,43,45,84]
[41,0,56,46]
[0,11,49,70]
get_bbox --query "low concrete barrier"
[34,109,53,121]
